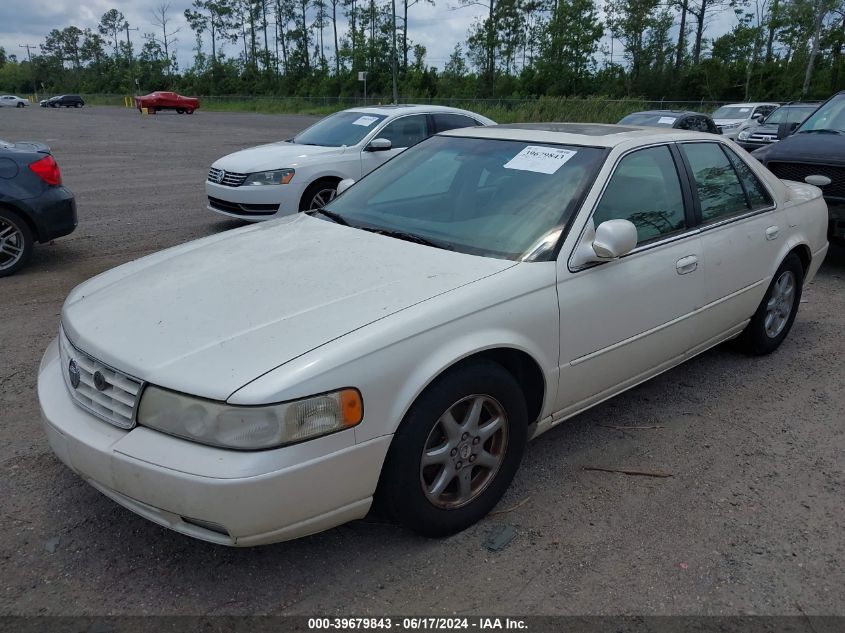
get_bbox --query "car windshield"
[712,106,754,120]
[767,105,816,125]
[293,111,388,147]
[618,113,679,127]
[797,94,845,133]
[320,135,606,260]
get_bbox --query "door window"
[681,142,750,223]
[375,115,430,149]
[723,146,773,210]
[433,113,482,133]
[593,145,687,245]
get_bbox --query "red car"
[134,91,200,115]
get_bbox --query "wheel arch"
[298,175,343,210]
[0,201,40,242]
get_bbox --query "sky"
[0,0,739,76]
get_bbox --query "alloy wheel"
[308,188,337,209]
[0,217,26,272]
[764,270,796,338]
[420,395,509,509]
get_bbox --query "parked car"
[711,102,779,139]
[206,105,495,218]
[617,110,720,134]
[0,95,29,108]
[41,95,85,108]
[39,123,828,546]
[0,139,77,276]
[134,91,200,114]
[752,92,845,244]
[737,103,820,151]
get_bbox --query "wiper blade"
[365,228,454,251]
[309,208,350,226]
[798,128,845,135]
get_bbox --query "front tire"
[299,179,339,211]
[16,102,24,108]
[738,253,804,355]
[0,208,34,277]
[378,360,528,537]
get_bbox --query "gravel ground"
[0,106,843,617]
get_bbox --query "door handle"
[676,255,698,275]
[765,226,780,240]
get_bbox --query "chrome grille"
[207,167,247,187]
[768,162,845,199]
[59,328,143,429]
[748,132,777,143]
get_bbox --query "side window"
[723,146,773,209]
[675,116,693,130]
[681,142,749,222]
[433,113,481,133]
[593,145,687,245]
[375,115,429,149]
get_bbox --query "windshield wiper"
[364,228,454,251]
[308,208,351,226]
[798,128,845,135]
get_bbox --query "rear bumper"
[38,338,391,546]
[21,186,77,242]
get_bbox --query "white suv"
[712,102,779,139]
[206,105,494,220]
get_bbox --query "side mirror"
[366,138,392,152]
[752,113,765,122]
[777,121,799,140]
[571,219,639,267]
[716,126,724,135]
[592,219,639,258]
[336,178,355,196]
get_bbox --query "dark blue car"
[0,139,76,276]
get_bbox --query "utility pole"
[19,44,38,101]
[124,23,140,95]
[391,0,398,104]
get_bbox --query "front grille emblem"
[68,360,80,389]
[215,170,225,184]
[93,371,109,391]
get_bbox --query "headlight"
[137,385,363,449]
[244,168,295,186]
[738,130,751,140]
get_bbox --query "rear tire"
[16,102,23,108]
[176,108,185,114]
[377,360,528,537]
[185,109,194,114]
[737,253,804,355]
[0,208,34,277]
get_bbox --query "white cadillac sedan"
[39,123,828,546]
[205,104,494,219]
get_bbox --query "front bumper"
[38,338,391,546]
[205,180,302,221]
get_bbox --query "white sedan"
[0,95,29,108]
[39,123,828,546]
[205,105,494,219]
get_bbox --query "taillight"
[28,155,62,186]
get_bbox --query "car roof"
[441,122,718,148]
[342,104,486,117]
[627,110,702,116]
[719,102,779,107]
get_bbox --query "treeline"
[1,0,844,102]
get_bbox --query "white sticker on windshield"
[503,146,577,175]
[658,116,676,125]
[739,108,750,112]
[352,115,379,127]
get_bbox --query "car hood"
[61,215,514,401]
[752,131,845,163]
[212,141,345,173]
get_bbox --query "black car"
[42,94,85,108]
[752,92,845,244]
[0,139,77,276]
[617,110,720,134]
[736,103,820,151]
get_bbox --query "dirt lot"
[0,106,843,617]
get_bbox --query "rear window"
[618,113,679,127]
